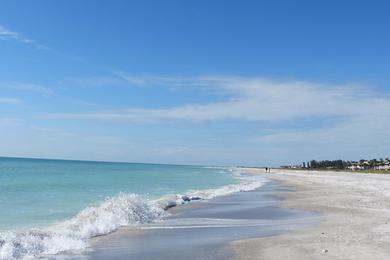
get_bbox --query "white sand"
[232,169,390,260]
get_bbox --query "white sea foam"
[190,169,266,199]
[0,168,266,259]
[0,194,165,259]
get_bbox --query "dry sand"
[232,168,390,259]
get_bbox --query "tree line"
[305,160,345,169]
[282,158,390,170]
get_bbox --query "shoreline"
[232,168,390,259]
[82,179,318,259]
[277,167,390,175]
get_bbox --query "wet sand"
[232,169,390,260]
[84,180,319,259]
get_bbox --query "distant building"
[348,165,364,171]
[377,162,390,170]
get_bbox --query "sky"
[0,0,389,166]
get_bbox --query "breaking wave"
[0,168,266,259]
[0,193,165,259]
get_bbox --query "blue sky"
[0,0,390,166]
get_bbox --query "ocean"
[0,157,266,259]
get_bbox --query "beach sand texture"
[233,169,390,260]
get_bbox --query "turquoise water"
[0,157,267,259]
[0,157,236,231]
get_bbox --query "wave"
[0,168,267,259]
[161,170,266,208]
[0,194,165,259]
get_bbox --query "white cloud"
[115,74,238,93]
[43,76,390,123]
[0,25,32,43]
[67,77,127,88]
[0,117,24,126]
[0,97,23,105]
[71,74,234,92]
[14,82,55,96]
[0,26,19,37]
[252,118,390,163]
[256,115,390,145]
[14,76,390,164]
[30,126,78,138]
[1,81,55,97]
[0,25,47,49]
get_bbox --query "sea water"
[0,157,266,259]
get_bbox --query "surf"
[0,169,267,259]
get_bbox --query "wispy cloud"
[39,75,390,162]
[42,76,390,123]
[0,25,31,43]
[251,114,390,162]
[255,114,390,145]
[68,74,232,92]
[114,74,233,87]
[1,81,56,97]
[0,117,24,127]
[0,25,47,49]
[0,97,23,105]
[30,126,78,138]
[67,76,128,88]
[114,74,235,93]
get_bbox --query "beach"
[67,168,390,259]
[233,169,390,259]
[0,158,278,259]
[85,180,318,260]
[0,159,255,259]
[3,161,390,259]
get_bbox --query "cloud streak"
[0,24,47,49]
[0,19,385,164]
[1,81,56,97]
[43,76,390,123]
[38,75,390,163]
[0,97,23,105]
[0,25,31,43]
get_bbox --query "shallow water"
[0,157,236,231]
[86,181,320,260]
[0,157,268,259]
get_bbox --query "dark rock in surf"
[164,201,177,210]
[181,195,191,202]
